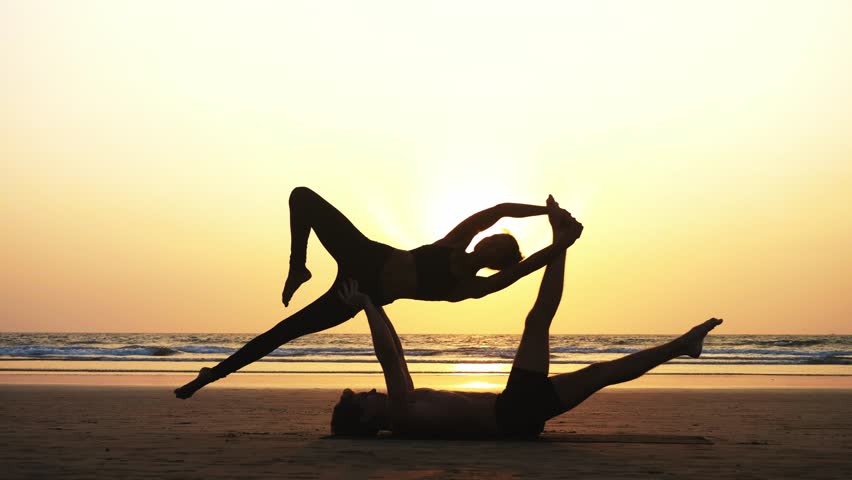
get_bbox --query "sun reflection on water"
[450,363,510,374]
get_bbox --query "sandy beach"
[3,383,851,479]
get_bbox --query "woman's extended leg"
[175,285,359,399]
[282,186,375,306]
[549,318,723,414]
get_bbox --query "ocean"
[1,333,850,378]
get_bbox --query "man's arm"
[376,305,414,391]
[337,280,412,404]
[438,202,547,247]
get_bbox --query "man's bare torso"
[391,388,501,437]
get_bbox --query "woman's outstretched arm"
[460,209,583,300]
[438,202,548,247]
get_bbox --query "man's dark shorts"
[494,367,565,438]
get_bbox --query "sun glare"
[453,381,503,391]
[2,2,851,334]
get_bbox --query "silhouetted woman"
[175,187,577,398]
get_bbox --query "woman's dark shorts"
[494,367,565,438]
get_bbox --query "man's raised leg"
[510,251,566,374]
[550,318,723,413]
[511,203,577,373]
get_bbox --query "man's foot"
[281,265,312,307]
[174,367,217,399]
[679,318,723,358]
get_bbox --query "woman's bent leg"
[283,186,374,306]
[175,287,359,399]
[288,186,373,265]
[548,318,722,415]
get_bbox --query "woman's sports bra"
[409,244,460,300]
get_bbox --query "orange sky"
[2,1,851,334]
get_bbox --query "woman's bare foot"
[174,367,217,399]
[281,265,312,307]
[679,318,724,358]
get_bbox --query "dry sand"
[3,385,851,479]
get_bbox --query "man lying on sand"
[331,206,723,438]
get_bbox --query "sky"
[2,1,851,334]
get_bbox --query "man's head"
[472,233,523,270]
[330,388,389,436]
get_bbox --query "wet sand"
[3,384,851,479]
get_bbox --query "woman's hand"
[336,278,372,309]
[554,210,584,247]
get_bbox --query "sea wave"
[0,345,181,357]
[2,334,851,370]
